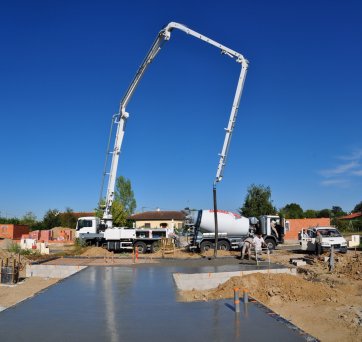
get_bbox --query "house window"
[144,223,151,228]
[178,223,183,229]
[160,223,168,228]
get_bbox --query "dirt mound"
[184,273,343,306]
[0,238,12,249]
[81,247,115,257]
[200,249,239,258]
[79,246,240,259]
[334,253,362,280]
[151,248,202,259]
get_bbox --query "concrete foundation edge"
[26,265,88,278]
[173,267,297,291]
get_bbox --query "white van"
[300,226,347,253]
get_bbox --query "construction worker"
[241,236,253,260]
[271,220,279,238]
[315,230,323,256]
[303,229,310,238]
[253,233,267,261]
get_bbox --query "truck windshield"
[77,220,93,230]
[318,229,342,237]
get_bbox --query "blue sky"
[0,0,361,219]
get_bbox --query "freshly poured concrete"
[0,266,310,341]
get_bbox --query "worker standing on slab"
[253,233,267,261]
[315,230,323,256]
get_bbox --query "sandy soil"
[0,240,58,310]
[180,251,362,342]
[0,277,59,309]
[80,245,240,259]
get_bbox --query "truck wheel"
[151,241,161,253]
[217,240,230,251]
[134,241,147,254]
[264,238,276,250]
[200,241,213,252]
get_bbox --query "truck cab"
[75,217,100,236]
[258,215,286,250]
[76,217,104,245]
[300,226,347,253]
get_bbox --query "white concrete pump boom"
[101,22,249,227]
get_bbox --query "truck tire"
[151,241,161,253]
[264,238,276,250]
[200,241,213,252]
[134,241,147,254]
[217,240,230,251]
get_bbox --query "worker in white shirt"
[253,233,267,260]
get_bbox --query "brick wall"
[285,218,331,240]
[0,224,29,239]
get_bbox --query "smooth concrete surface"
[0,266,310,342]
[26,264,87,278]
[174,267,297,290]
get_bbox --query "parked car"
[299,226,347,253]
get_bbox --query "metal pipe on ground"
[243,288,249,303]
[234,287,240,313]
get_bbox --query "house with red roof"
[339,212,362,220]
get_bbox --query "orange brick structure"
[285,218,330,240]
[0,224,29,240]
[51,227,75,241]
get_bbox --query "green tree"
[42,209,61,229]
[304,209,318,218]
[115,176,137,216]
[96,176,137,227]
[95,199,105,219]
[331,206,346,217]
[280,203,304,219]
[239,184,276,217]
[111,201,128,227]
[317,209,331,218]
[59,207,77,228]
[0,215,20,224]
[352,201,362,213]
[21,211,37,224]
[20,211,41,231]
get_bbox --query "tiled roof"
[72,212,96,218]
[339,212,362,220]
[130,211,186,221]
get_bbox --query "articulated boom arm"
[102,22,248,226]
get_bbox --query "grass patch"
[6,242,39,256]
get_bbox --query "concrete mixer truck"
[186,209,285,252]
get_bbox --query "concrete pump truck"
[76,22,249,253]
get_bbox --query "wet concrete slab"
[0,266,310,341]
